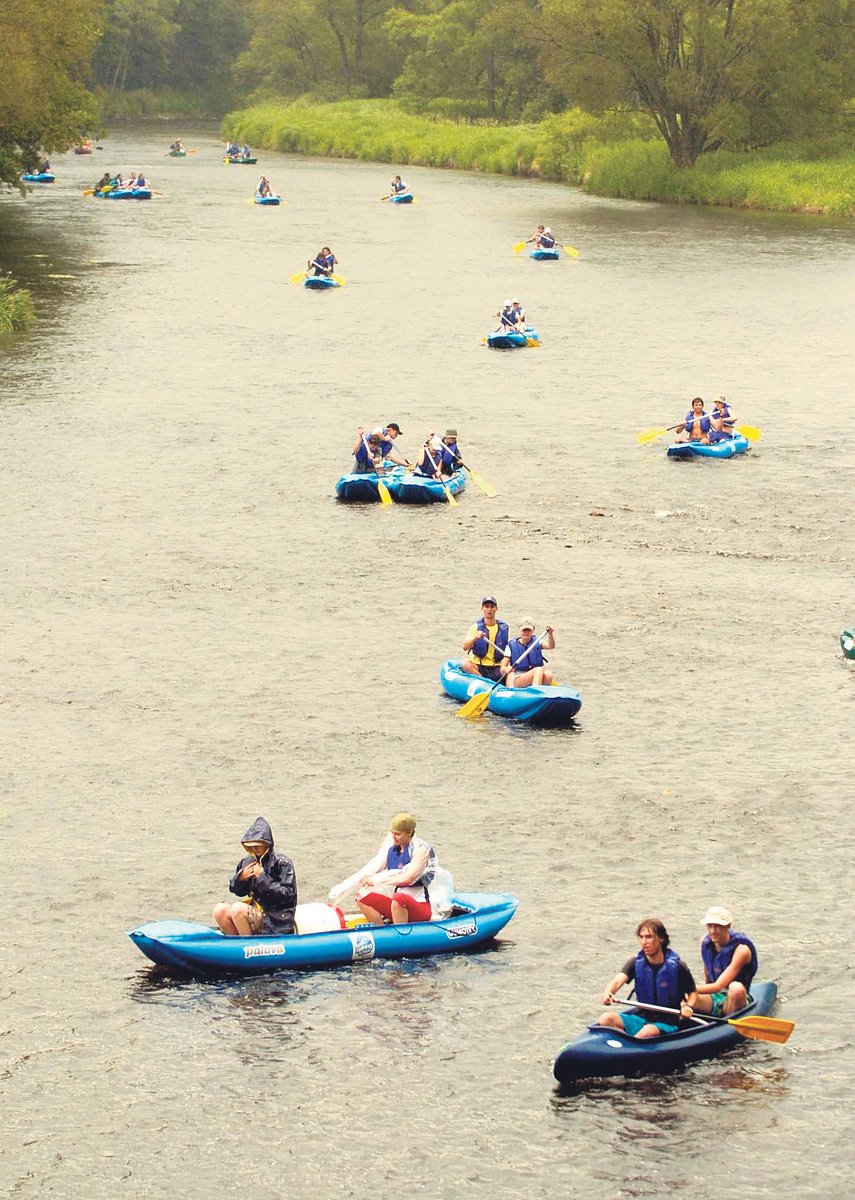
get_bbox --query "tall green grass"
[96,87,234,120]
[224,98,855,216]
[0,274,35,334]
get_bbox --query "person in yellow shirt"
[460,596,509,681]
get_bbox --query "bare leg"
[724,983,748,1014]
[390,899,410,925]
[636,1023,662,1039]
[357,899,387,925]
[598,1012,624,1029]
[460,661,481,676]
[230,904,257,936]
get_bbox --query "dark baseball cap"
[481,596,498,606]
[387,422,402,434]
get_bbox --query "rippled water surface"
[2,122,854,1199]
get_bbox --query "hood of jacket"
[242,816,274,847]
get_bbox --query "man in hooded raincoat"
[212,817,298,936]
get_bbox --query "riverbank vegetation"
[0,276,35,334]
[228,99,855,216]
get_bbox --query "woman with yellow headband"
[327,813,440,926]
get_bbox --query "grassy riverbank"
[0,275,34,334]
[225,99,855,216]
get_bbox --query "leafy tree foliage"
[0,0,102,190]
[540,0,855,167]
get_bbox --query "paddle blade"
[526,337,541,348]
[457,689,492,720]
[331,273,347,285]
[563,245,580,257]
[444,485,458,506]
[736,424,761,441]
[729,1015,794,1044]
[636,427,667,445]
[377,478,393,506]
[513,241,526,253]
[468,470,497,498]
[289,271,307,285]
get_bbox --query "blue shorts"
[620,1012,678,1037]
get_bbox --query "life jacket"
[507,637,544,670]
[386,836,436,899]
[500,309,516,328]
[540,233,555,248]
[701,932,758,988]
[471,618,509,664]
[634,948,682,1008]
[136,176,146,188]
[685,411,711,435]
[392,180,406,193]
[416,446,443,477]
[709,404,736,441]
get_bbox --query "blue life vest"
[507,637,544,670]
[416,446,444,477]
[700,932,758,988]
[314,254,335,274]
[709,403,736,441]
[685,411,711,435]
[392,180,406,193]
[500,309,516,328]
[386,838,436,897]
[540,233,555,248]
[634,948,682,1008]
[472,617,509,661]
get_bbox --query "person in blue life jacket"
[413,434,454,478]
[504,619,555,688]
[370,422,408,466]
[524,224,546,247]
[691,905,758,1016]
[460,596,510,681]
[389,174,408,196]
[327,812,439,926]
[308,247,338,277]
[440,429,460,470]
[709,395,738,442]
[241,143,252,160]
[674,396,712,444]
[496,300,518,332]
[351,428,384,474]
[598,918,698,1038]
[509,297,527,325]
[212,817,298,937]
[256,175,273,197]
[226,141,239,158]
[539,227,556,249]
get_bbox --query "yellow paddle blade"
[526,337,541,348]
[563,245,580,257]
[513,241,526,253]
[468,470,497,498]
[457,689,492,720]
[82,188,95,196]
[736,424,761,441]
[289,271,307,285]
[331,273,347,285]
[636,427,667,445]
[729,1015,794,1044]
[444,485,458,506]
[377,478,393,506]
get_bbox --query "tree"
[387,0,551,121]
[0,0,102,190]
[540,0,855,167]
[91,0,180,93]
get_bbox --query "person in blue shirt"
[413,435,453,478]
[709,396,737,442]
[351,428,383,474]
[256,175,273,197]
[598,918,698,1038]
[674,397,711,444]
[370,422,408,465]
[504,620,555,687]
[692,905,758,1016]
[390,175,408,194]
[308,247,338,277]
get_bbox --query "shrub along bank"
[224,99,855,217]
[0,275,34,334]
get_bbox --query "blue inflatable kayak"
[667,434,749,459]
[530,248,559,260]
[254,194,281,205]
[486,325,540,350]
[336,467,404,502]
[394,467,465,505]
[553,981,778,1084]
[389,192,414,204]
[22,172,55,184]
[841,628,855,659]
[440,659,581,726]
[305,275,340,289]
[128,891,518,976]
[94,188,152,200]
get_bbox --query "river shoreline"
[224,98,855,218]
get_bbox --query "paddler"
[385,174,408,198]
[412,434,453,479]
[212,817,297,936]
[709,396,737,442]
[674,397,711,444]
[692,905,758,1016]
[598,918,698,1038]
[459,596,509,680]
[504,619,555,688]
[327,812,439,926]
[93,172,112,193]
[308,247,338,277]
[371,422,408,466]
[351,428,383,474]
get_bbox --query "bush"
[0,275,35,333]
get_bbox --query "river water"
[1,122,853,1199]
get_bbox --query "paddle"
[612,997,794,1043]
[361,436,392,506]
[637,421,761,446]
[512,240,527,253]
[420,444,458,506]
[457,632,547,721]
[445,448,497,497]
[562,244,580,257]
